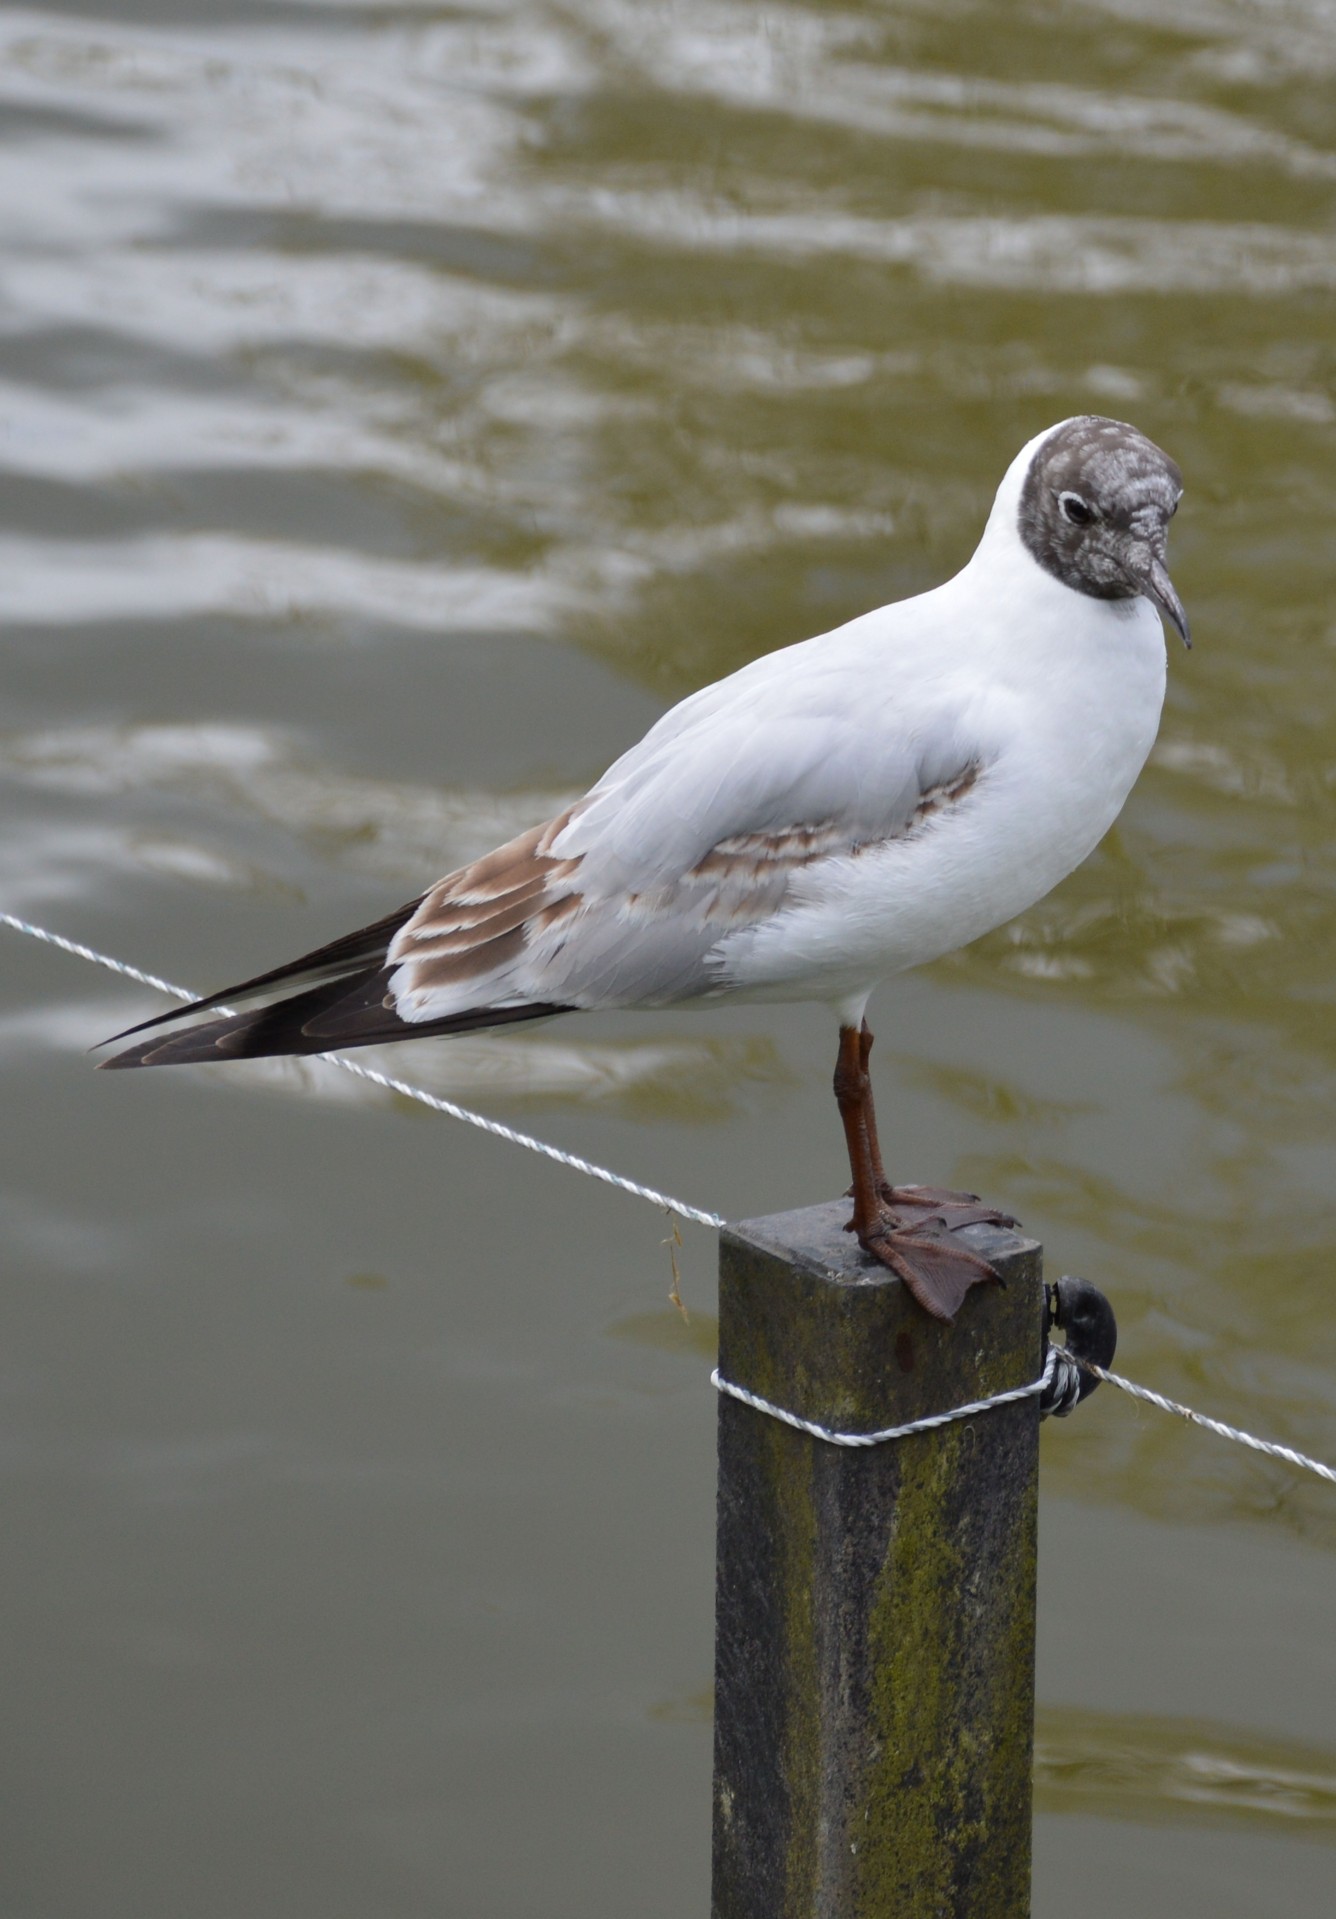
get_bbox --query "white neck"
[970,419,1074,568]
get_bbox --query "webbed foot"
[848,1202,1005,1322]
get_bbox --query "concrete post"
[711,1199,1044,1919]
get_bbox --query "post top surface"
[724,1197,1040,1287]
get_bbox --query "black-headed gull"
[103,415,1188,1321]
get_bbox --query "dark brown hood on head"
[1018,415,1189,645]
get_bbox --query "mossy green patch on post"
[858,1420,1037,1915]
[711,1200,1041,1919]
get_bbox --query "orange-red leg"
[834,1019,1015,1322]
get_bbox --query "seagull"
[101,414,1188,1322]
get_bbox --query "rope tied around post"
[711,1273,1109,1444]
[712,1343,1065,1446]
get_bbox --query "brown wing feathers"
[387,812,580,993]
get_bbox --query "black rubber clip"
[1040,1276,1118,1420]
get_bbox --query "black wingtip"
[95,992,576,1069]
[94,1017,239,1070]
[96,1049,148,1071]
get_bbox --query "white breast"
[717,558,1168,1006]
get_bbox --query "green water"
[2,3,1333,1914]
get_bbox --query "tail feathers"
[99,965,571,1069]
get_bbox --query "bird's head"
[1018,415,1189,647]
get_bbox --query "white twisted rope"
[711,1346,1061,1446]
[5,909,1335,1486]
[714,1349,1336,1481]
[1077,1360,1336,1486]
[1,916,189,1005]
[306,1054,725,1228]
[0,911,724,1230]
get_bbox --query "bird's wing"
[100,643,993,1065]
[552,642,990,897]
[389,677,990,1019]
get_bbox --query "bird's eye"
[1059,492,1093,526]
